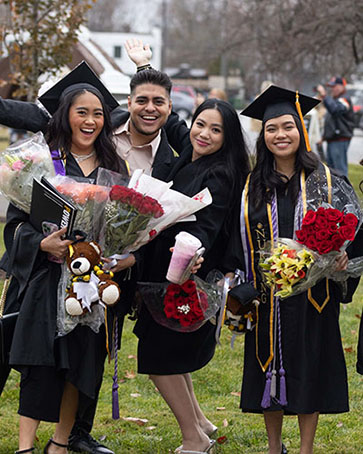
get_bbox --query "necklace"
[70,150,96,163]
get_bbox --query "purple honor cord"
[112,320,120,419]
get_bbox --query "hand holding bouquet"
[0,132,55,212]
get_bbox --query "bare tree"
[1,0,96,101]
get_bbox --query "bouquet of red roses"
[137,274,224,332]
[102,185,164,258]
[259,169,363,299]
[295,207,358,255]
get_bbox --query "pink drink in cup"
[166,231,202,284]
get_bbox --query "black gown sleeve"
[164,111,191,155]
[0,97,50,133]
[4,204,45,297]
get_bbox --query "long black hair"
[191,99,251,202]
[249,115,319,209]
[46,87,126,174]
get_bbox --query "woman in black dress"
[3,66,126,454]
[226,86,362,454]
[133,98,250,453]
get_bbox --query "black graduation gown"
[3,155,123,400]
[225,175,362,415]
[134,148,233,374]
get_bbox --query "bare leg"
[48,382,79,454]
[150,374,210,452]
[264,410,284,454]
[183,373,216,435]
[18,416,40,451]
[298,412,319,454]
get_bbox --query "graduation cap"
[38,61,119,115]
[241,85,320,151]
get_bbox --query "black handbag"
[0,222,24,367]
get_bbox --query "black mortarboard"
[241,85,320,151]
[241,85,320,123]
[38,61,119,115]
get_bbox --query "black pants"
[71,315,125,434]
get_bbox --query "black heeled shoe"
[281,443,288,454]
[44,438,68,453]
[15,449,34,454]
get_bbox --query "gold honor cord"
[244,174,274,372]
[307,164,332,312]
[295,91,312,152]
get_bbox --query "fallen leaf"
[146,426,156,430]
[230,391,241,397]
[217,436,227,444]
[128,354,137,359]
[119,378,126,384]
[355,314,361,320]
[344,347,353,353]
[122,417,148,426]
[216,407,226,411]
[99,435,107,442]
[337,422,343,428]
[351,330,357,335]
[124,370,136,379]
[223,418,229,427]
[130,393,141,398]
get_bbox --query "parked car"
[171,91,195,120]
[347,86,363,129]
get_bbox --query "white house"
[90,27,162,76]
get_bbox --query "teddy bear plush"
[65,240,121,316]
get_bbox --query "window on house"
[114,46,122,59]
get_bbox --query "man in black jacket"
[316,77,355,177]
[0,67,176,454]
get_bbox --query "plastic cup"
[166,231,202,284]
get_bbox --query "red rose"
[302,210,317,226]
[327,222,338,235]
[164,303,177,318]
[302,225,315,235]
[339,225,355,241]
[305,235,318,251]
[316,207,326,215]
[148,229,157,239]
[295,229,307,243]
[315,216,328,230]
[315,229,330,241]
[181,280,197,295]
[317,240,334,255]
[331,234,345,251]
[325,208,344,223]
[342,213,358,228]
[297,269,306,278]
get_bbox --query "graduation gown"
[3,155,123,400]
[225,172,362,415]
[134,147,234,375]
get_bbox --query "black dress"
[134,147,234,375]
[3,154,127,419]
[225,173,362,415]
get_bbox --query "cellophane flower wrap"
[96,168,212,257]
[259,169,363,299]
[49,175,110,240]
[137,273,224,332]
[0,132,55,212]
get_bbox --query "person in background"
[316,77,355,177]
[208,88,228,102]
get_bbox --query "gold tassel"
[295,91,312,152]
